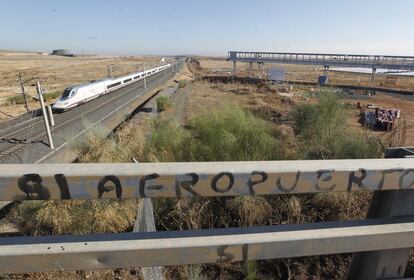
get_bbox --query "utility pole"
[36,82,54,150]
[107,65,113,79]
[143,62,147,91]
[47,105,55,127]
[18,74,29,112]
[164,63,167,78]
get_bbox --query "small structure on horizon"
[51,49,74,57]
[51,49,95,57]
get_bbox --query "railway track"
[0,67,175,163]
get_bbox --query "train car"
[52,80,108,111]
[52,64,171,112]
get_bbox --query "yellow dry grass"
[0,50,161,119]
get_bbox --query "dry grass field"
[0,50,161,119]
[196,58,414,147]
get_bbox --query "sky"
[1,0,414,56]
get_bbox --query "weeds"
[8,87,383,279]
[5,90,60,106]
[178,80,187,88]
[43,91,61,101]
[5,94,28,105]
[9,199,137,235]
[187,104,277,161]
[156,96,172,111]
[75,123,146,163]
[292,92,383,159]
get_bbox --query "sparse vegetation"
[156,95,172,112]
[5,94,28,105]
[178,80,187,88]
[4,91,60,106]
[75,123,145,163]
[43,91,61,101]
[8,199,138,235]
[146,104,279,162]
[292,92,383,159]
[5,85,386,279]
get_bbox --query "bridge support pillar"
[347,148,414,280]
[248,62,253,77]
[232,61,237,76]
[323,65,329,77]
[370,68,377,86]
[258,62,263,77]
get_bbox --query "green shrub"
[5,95,27,105]
[245,261,258,280]
[156,95,172,111]
[145,103,279,162]
[292,91,382,159]
[178,80,187,88]
[5,91,60,105]
[43,91,61,101]
[187,105,277,161]
[145,118,191,162]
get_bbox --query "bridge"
[1,147,414,279]
[227,51,414,79]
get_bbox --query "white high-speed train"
[52,64,171,112]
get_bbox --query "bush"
[156,95,172,112]
[5,95,27,105]
[186,105,277,161]
[178,80,187,88]
[145,118,191,162]
[145,103,279,162]
[43,91,61,101]
[292,91,383,159]
[5,91,60,105]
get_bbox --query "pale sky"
[1,0,414,56]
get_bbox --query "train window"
[107,82,121,89]
[124,78,132,83]
[61,88,73,99]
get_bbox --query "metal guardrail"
[0,159,413,200]
[228,51,414,71]
[1,217,413,274]
[1,157,414,279]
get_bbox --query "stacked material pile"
[362,107,400,131]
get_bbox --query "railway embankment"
[0,62,183,164]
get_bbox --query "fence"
[1,151,414,279]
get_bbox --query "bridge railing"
[228,51,414,71]
[1,156,414,279]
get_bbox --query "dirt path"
[171,85,190,124]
